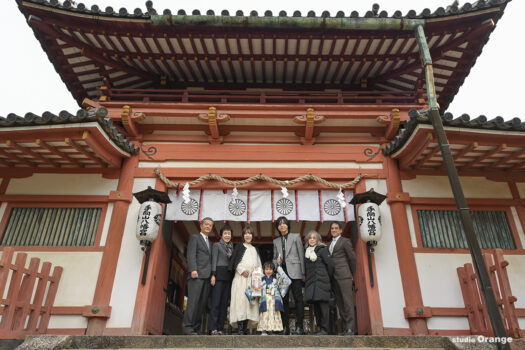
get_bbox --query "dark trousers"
[182,278,210,333]
[333,278,355,333]
[313,301,330,332]
[281,278,304,330]
[208,280,231,332]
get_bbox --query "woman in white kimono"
[228,225,261,335]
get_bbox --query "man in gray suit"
[183,217,213,335]
[273,216,305,335]
[328,221,357,335]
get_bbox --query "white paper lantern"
[136,201,163,242]
[358,202,382,243]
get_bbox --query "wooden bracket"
[197,107,230,144]
[293,108,325,145]
[121,105,145,137]
[376,108,401,140]
[82,98,101,110]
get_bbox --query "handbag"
[276,266,292,296]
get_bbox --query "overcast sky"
[1,0,523,120]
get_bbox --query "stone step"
[16,335,524,350]
[92,348,443,350]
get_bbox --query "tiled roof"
[17,0,510,111]
[21,0,509,20]
[0,107,139,154]
[382,109,525,156]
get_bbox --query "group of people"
[182,216,357,336]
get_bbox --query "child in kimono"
[256,261,286,335]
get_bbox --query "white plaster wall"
[0,202,7,225]
[48,315,88,329]
[504,255,525,309]
[23,251,102,306]
[365,179,409,329]
[100,203,114,246]
[401,176,512,199]
[510,207,525,249]
[106,178,156,328]
[405,204,417,248]
[519,318,525,329]
[427,317,469,330]
[415,253,471,308]
[6,174,118,195]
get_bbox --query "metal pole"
[414,25,508,349]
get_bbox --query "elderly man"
[182,217,214,335]
[328,221,357,336]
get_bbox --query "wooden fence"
[457,249,521,338]
[0,247,63,339]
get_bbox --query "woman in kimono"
[229,224,261,335]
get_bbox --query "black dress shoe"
[314,330,328,335]
[282,326,290,335]
[184,331,197,335]
[294,327,304,335]
[338,329,354,336]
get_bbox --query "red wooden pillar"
[131,178,171,335]
[354,180,384,335]
[385,158,429,334]
[86,154,138,335]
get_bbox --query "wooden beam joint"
[82,305,112,318]
[197,107,230,144]
[108,190,133,203]
[293,108,325,145]
[404,306,432,319]
[376,108,401,140]
[386,192,411,204]
[121,105,144,137]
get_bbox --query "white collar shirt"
[200,232,210,250]
[329,235,341,255]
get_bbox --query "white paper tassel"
[232,187,239,200]
[281,186,289,198]
[337,188,347,208]
[182,182,191,204]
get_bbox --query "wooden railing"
[457,249,521,338]
[0,248,63,339]
[103,87,425,105]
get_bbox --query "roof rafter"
[29,17,155,82]
[369,20,494,86]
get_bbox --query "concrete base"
[14,335,525,350]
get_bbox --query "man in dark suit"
[182,217,213,335]
[273,216,305,335]
[328,221,357,335]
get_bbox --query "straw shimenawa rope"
[154,168,367,189]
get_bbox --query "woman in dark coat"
[209,224,234,335]
[304,230,334,335]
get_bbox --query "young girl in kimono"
[256,261,285,335]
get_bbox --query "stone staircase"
[13,335,525,350]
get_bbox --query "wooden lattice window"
[417,209,516,249]
[1,207,102,246]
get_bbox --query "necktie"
[329,239,335,254]
[281,236,287,267]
